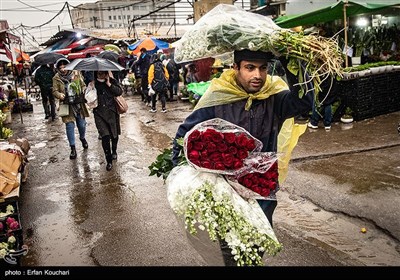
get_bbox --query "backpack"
[151,61,169,93]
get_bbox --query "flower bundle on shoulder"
[184,118,262,175]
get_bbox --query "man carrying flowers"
[172,49,314,265]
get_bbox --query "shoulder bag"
[114,95,128,114]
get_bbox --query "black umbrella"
[34,53,66,65]
[64,57,125,71]
[97,51,119,63]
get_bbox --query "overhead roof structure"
[274,0,400,28]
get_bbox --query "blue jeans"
[65,114,86,147]
[310,102,332,127]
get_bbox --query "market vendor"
[172,49,314,265]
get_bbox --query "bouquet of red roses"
[227,154,279,200]
[184,118,263,175]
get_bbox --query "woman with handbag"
[90,71,123,171]
[52,58,89,160]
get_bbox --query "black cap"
[234,49,275,64]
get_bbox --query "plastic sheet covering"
[166,165,281,266]
[174,4,281,63]
[277,118,307,184]
[183,118,263,176]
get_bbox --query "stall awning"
[274,1,400,28]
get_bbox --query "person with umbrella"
[34,53,68,120]
[52,58,89,160]
[90,70,123,171]
[34,63,56,120]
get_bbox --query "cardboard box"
[0,150,21,196]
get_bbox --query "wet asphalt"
[8,91,400,267]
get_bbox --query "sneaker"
[307,122,318,129]
[161,108,167,113]
[324,126,331,131]
[149,109,157,113]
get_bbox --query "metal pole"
[343,1,348,68]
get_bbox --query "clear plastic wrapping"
[184,118,263,176]
[174,4,281,63]
[166,165,281,266]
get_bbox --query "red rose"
[246,138,256,151]
[201,129,214,142]
[235,134,248,148]
[187,142,193,151]
[242,178,253,188]
[193,141,205,151]
[252,186,262,194]
[191,159,201,167]
[228,146,238,155]
[201,160,213,169]
[237,149,248,160]
[233,159,243,170]
[223,132,236,144]
[217,142,228,152]
[201,149,209,158]
[188,129,201,141]
[251,175,260,185]
[268,181,277,190]
[214,162,225,170]
[209,152,222,162]
[221,153,234,167]
[259,178,270,188]
[260,188,271,197]
[206,142,217,153]
[211,130,224,143]
[188,150,200,160]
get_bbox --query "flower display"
[167,165,282,266]
[184,118,262,175]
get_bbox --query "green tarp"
[275,1,400,28]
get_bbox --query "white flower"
[167,165,282,266]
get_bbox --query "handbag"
[84,85,98,109]
[58,104,69,117]
[114,95,128,114]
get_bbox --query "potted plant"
[340,107,354,123]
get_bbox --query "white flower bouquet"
[166,165,282,266]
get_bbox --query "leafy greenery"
[148,138,186,180]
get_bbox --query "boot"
[70,146,77,160]
[106,152,113,171]
[80,138,88,149]
[111,137,118,160]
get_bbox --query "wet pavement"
[8,92,400,267]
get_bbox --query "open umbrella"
[64,57,125,71]
[14,48,30,62]
[127,37,170,55]
[34,52,66,65]
[97,51,119,63]
[104,44,121,54]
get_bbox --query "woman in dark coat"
[91,71,123,171]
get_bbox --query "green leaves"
[148,138,186,181]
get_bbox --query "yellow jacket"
[148,63,169,85]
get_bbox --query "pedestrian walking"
[148,53,169,113]
[91,71,123,171]
[34,64,56,120]
[52,58,89,160]
[132,48,151,106]
[172,49,314,265]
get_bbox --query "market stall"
[0,136,29,266]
